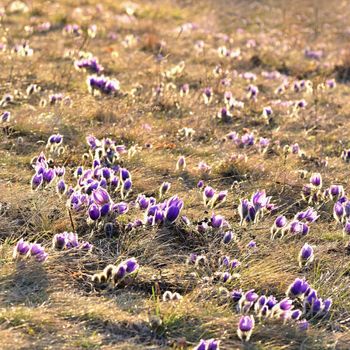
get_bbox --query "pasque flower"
[237,315,255,341]
[92,188,110,206]
[211,214,225,229]
[13,238,31,258]
[194,339,220,350]
[310,173,322,188]
[159,182,171,198]
[287,278,309,298]
[298,243,314,267]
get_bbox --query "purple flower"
[13,239,31,258]
[343,220,350,236]
[296,99,307,108]
[310,298,324,314]
[193,339,220,350]
[122,178,132,193]
[197,180,204,189]
[120,168,130,181]
[298,319,309,331]
[100,203,111,217]
[266,295,278,309]
[57,179,66,195]
[247,240,256,249]
[251,190,270,210]
[31,173,43,190]
[204,186,215,199]
[194,340,206,350]
[86,135,98,149]
[43,168,56,184]
[329,185,344,200]
[278,298,293,311]
[287,278,309,297]
[275,215,287,228]
[217,191,228,202]
[180,83,189,96]
[55,166,65,177]
[115,265,126,279]
[176,156,186,171]
[291,309,302,320]
[237,315,255,341]
[241,133,255,147]
[53,233,67,249]
[263,106,272,116]
[247,85,258,99]
[291,143,300,155]
[159,182,171,197]
[165,205,181,223]
[289,221,304,235]
[65,232,79,249]
[298,243,314,267]
[324,298,332,312]
[231,289,243,302]
[30,243,45,256]
[296,207,318,223]
[238,198,250,225]
[211,214,224,229]
[88,204,100,221]
[310,173,322,188]
[1,111,10,122]
[92,188,110,206]
[221,272,232,283]
[113,202,129,215]
[203,87,212,104]
[223,231,233,244]
[125,258,139,274]
[80,241,93,251]
[75,57,103,73]
[245,289,258,302]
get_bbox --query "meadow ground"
[1,0,350,349]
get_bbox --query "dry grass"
[1,0,350,348]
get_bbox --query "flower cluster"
[87,75,120,95]
[193,339,220,350]
[301,173,323,204]
[143,195,184,226]
[74,57,103,73]
[201,185,228,209]
[31,152,58,190]
[270,207,318,239]
[13,239,48,262]
[229,277,331,342]
[52,232,93,251]
[92,258,139,285]
[238,190,273,225]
